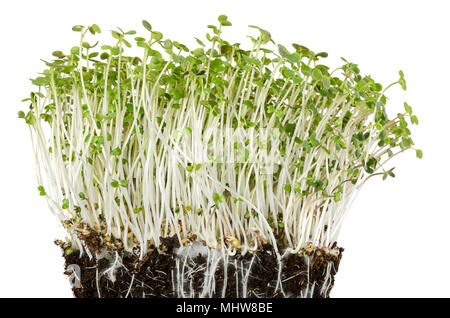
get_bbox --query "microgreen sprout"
[21,16,420,264]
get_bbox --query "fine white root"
[125,274,135,298]
[320,262,334,296]
[95,267,101,298]
[102,251,123,283]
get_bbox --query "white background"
[0,0,449,297]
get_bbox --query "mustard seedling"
[20,15,420,274]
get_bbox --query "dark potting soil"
[62,236,343,298]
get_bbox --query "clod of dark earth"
[62,237,343,298]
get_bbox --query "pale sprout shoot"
[20,16,420,274]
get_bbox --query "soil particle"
[159,236,180,254]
